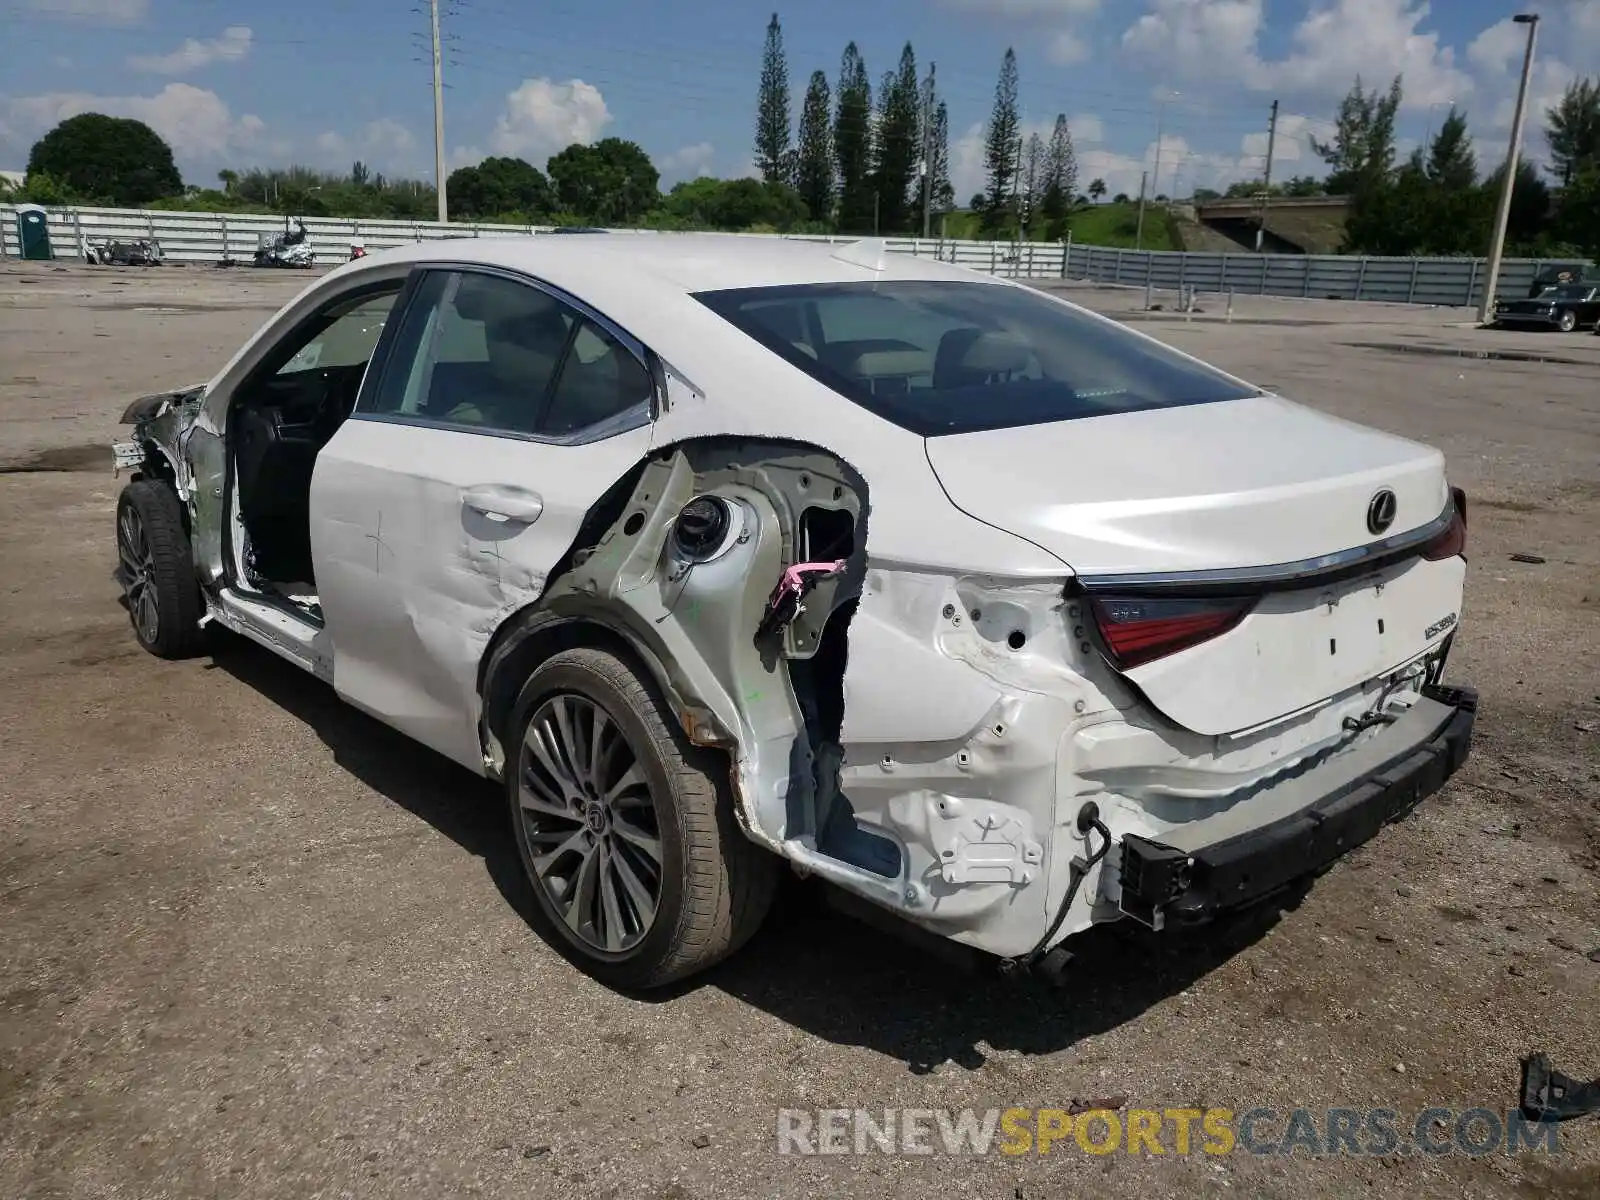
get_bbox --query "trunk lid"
[922,394,1447,577]
[923,394,1461,736]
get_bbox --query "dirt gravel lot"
[1,258,1596,1199]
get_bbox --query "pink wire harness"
[758,559,847,639]
[770,560,847,607]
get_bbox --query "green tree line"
[1315,74,1599,258]
[5,39,1596,257]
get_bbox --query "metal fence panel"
[0,204,1061,276]
[1062,242,1559,306]
[0,203,1572,305]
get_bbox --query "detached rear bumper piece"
[1118,684,1478,929]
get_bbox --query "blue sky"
[2,0,1597,200]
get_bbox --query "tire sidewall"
[117,480,203,658]
[505,652,695,983]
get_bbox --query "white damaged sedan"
[112,234,1474,988]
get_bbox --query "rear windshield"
[693,280,1255,436]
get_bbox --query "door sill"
[212,587,333,682]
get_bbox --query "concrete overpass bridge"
[1186,194,1351,254]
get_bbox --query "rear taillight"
[1422,488,1467,561]
[1087,595,1254,671]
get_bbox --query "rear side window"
[694,280,1255,436]
[362,269,650,438]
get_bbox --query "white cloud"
[1121,0,1472,110]
[363,118,415,156]
[1071,113,1105,144]
[1240,112,1334,166]
[23,0,147,22]
[488,78,611,159]
[658,141,716,182]
[4,83,265,160]
[1047,30,1090,64]
[942,0,1099,14]
[1466,18,1525,77]
[129,26,252,75]
[311,120,418,172]
[1122,0,1263,80]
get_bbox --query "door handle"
[462,485,544,524]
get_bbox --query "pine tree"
[1019,133,1042,234]
[1039,113,1077,231]
[871,43,922,233]
[754,14,792,185]
[834,42,874,233]
[1546,77,1600,186]
[930,99,953,213]
[1425,107,1477,191]
[1312,75,1403,195]
[982,48,1021,232]
[795,69,834,224]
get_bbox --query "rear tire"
[116,480,207,659]
[506,646,777,989]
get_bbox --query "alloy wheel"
[116,502,160,645]
[517,693,664,953]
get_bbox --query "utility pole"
[429,0,448,224]
[1256,98,1278,253]
[1137,90,1176,251]
[1134,169,1149,249]
[1479,13,1539,325]
[920,62,937,240]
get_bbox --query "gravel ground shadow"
[211,631,1300,1074]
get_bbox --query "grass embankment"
[939,202,1182,250]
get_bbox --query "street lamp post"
[1478,14,1539,325]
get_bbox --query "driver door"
[310,266,655,772]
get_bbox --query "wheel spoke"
[519,760,575,819]
[597,848,627,951]
[587,707,614,792]
[534,827,589,875]
[604,763,645,806]
[552,697,584,787]
[525,719,580,803]
[610,844,657,919]
[562,840,602,936]
[611,815,661,866]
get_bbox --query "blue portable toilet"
[15,204,53,260]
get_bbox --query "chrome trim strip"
[348,400,651,447]
[1075,501,1458,596]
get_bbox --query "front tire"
[506,647,777,989]
[1557,309,1577,333]
[116,480,206,659]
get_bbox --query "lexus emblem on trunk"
[1367,489,1398,535]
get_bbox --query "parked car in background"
[1524,263,1598,297]
[84,236,164,266]
[1493,283,1600,332]
[110,235,1475,990]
